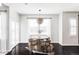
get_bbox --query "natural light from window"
[28,19,51,37]
[70,18,77,36]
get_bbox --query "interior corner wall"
[9,7,20,51]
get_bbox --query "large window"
[28,19,51,37]
[70,18,77,36]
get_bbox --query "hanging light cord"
[38,9,41,38]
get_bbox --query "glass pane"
[28,19,38,35]
[70,18,77,36]
[70,18,76,26]
[28,19,38,27]
[28,19,51,37]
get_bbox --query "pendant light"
[37,9,43,24]
[37,9,43,38]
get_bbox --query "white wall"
[51,15,59,43]
[20,16,29,43]
[0,6,9,53]
[59,13,63,45]
[9,6,20,51]
[20,15,59,43]
[0,12,7,53]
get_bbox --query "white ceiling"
[4,3,79,14]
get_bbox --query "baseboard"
[58,42,79,46]
[61,44,79,46]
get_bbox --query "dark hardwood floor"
[6,43,79,55]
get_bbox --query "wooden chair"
[28,35,54,54]
[29,39,38,51]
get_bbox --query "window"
[28,19,51,37]
[70,18,77,36]
[28,19,38,35]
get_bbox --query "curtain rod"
[26,17,52,19]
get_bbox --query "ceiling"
[4,3,79,14]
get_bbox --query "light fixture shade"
[37,17,43,24]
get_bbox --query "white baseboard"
[60,44,79,46]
